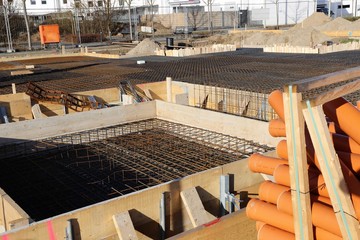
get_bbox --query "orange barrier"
[273,164,329,198]
[248,153,288,175]
[246,199,294,233]
[268,90,285,121]
[315,227,343,240]
[269,118,286,137]
[258,224,295,240]
[39,24,60,45]
[258,181,289,204]
[323,97,360,145]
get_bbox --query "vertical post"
[11,83,16,94]
[61,45,66,54]
[220,175,230,216]
[3,5,13,53]
[303,102,360,239]
[159,192,166,240]
[65,219,73,240]
[166,77,172,103]
[283,85,313,240]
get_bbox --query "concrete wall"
[0,101,156,144]
[0,93,32,122]
[0,157,264,240]
[156,100,280,147]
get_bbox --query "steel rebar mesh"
[0,119,272,221]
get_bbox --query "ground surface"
[1,48,360,102]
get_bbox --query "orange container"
[248,153,288,175]
[246,198,294,233]
[323,97,360,145]
[39,24,60,44]
[269,118,286,137]
[315,227,343,240]
[258,224,295,240]
[273,164,329,198]
[268,90,285,121]
[258,181,289,204]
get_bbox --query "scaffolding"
[0,119,272,221]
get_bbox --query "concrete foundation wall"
[0,157,264,240]
[156,100,280,147]
[0,101,156,144]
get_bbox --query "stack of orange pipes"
[247,90,360,240]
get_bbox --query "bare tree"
[22,0,31,50]
[202,0,215,33]
[146,0,155,38]
[124,0,133,40]
[188,6,204,30]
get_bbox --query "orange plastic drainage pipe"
[248,153,288,175]
[269,118,286,137]
[276,191,341,237]
[315,227,343,240]
[258,181,290,204]
[246,198,294,233]
[273,164,329,198]
[258,224,295,240]
[276,140,288,159]
[331,133,360,155]
[323,97,360,145]
[277,191,331,216]
[268,90,285,121]
[256,221,266,231]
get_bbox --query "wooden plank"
[283,86,313,240]
[10,70,33,76]
[296,66,360,92]
[310,78,360,106]
[112,211,138,240]
[180,187,216,228]
[143,89,153,100]
[31,104,44,119]
[302,102,360,239]
[167,209,256,240]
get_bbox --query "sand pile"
[292,12,331,30]
[126,38,160,56]
[316,17,352,31]
[348,19,360,31]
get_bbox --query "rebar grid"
[0,119,272,220]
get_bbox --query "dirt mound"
[126,38,160,56]
[292,12,331,30]
[316,17,352,31]
[285,27,331,46]
[348,19,360,31]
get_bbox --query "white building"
[9,0,359,27]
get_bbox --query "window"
[41,0,46,4]
[88,1,93,7]
[97,1,103,7]
[63,0,67,3]
[31,0,36,5]
[338,4,350,9]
